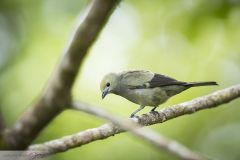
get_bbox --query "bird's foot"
[130,113,135,118]
[150,107,157,113]
[150,108,159,115]
[130,114,139,119]
[150,111,158,115]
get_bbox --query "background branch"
[3,0,120,149]
[29,84,240,158]
[0,110,5,148]
[0,111,4,133]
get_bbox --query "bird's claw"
[150,107,158,114]
[150,110,158,113]
[130,114,135,118]
[130,114,139,119]
[150,107,157,112]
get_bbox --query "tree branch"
[3,0,120,149]
[0,111,4,133]
[69,102,202,160]
[0,110,5,148]
[28,85,240,158]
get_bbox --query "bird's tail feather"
[185,81,218,87]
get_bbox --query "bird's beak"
[102,87,109,99]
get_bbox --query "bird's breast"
[120,88,169,106]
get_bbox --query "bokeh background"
[1,0,240,159]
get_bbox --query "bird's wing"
[120,70,186,89]
[147,73,187,88]
[119,70,154,89]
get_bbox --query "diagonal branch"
[69,102,202,160]
[28,85,240,157]
[3,0,120,149]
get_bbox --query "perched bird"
[100,70,217,118]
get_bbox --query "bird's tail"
[185,81,218,87]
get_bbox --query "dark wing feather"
[147,74,187,88]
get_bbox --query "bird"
[100,70,218,118]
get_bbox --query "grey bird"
[100,70,218,118]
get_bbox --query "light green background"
[0,0,240,159]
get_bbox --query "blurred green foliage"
[0,0,240,160]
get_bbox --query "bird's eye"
[106,82,110,87]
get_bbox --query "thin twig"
[3,0,120,149]
[29,84,240,158]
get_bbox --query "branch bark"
[28,84,240,158]
[3,0,120,149]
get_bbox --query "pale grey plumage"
[100,70,217,117]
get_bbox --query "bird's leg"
[151,107,157,112]
[130,105,145,118]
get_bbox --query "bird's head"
[100,73,119,99]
